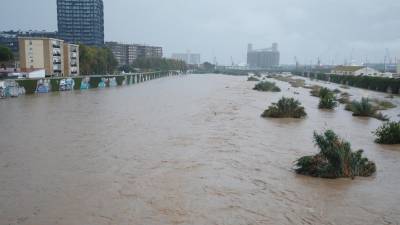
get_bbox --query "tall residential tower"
[57,0,104,46]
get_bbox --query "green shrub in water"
[261,97,307,118]
[295,130,376,179]
[253,81,281,92]
[374,121,400,144]
[319,94,337,109]
[345,98,389,121]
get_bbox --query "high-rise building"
[247,43,280,68]
[19,37,79,76]
[171,53,201,65]
[105,42,163,66]
[57,0,104,46]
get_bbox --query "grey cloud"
[1,0,399,65]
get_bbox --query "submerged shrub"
[295,130,376,179]
[248,76,260,82]
[318,88,337,109]
[319,93,338,109]
[253,81,281,92]
[374,121,400,144]
[310,86,322,97]
[338,92,351,104]
[319,87,332,98]
[310,86,335,98]
[261,97,307,118]
[345,98,389,121]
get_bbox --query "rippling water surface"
[0,74,399,225]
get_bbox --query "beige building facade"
[19,37,79,77]
[63,43,79,76]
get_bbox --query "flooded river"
[0,74,399,225]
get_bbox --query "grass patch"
[374,121,400,144]
[295,130,376,179]
[253,81,281,92]
[371,99,397,110]
[261,97,307,118]
[272,75,305,88]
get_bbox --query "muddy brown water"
[0,74,399,225]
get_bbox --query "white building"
[331,66,380,76]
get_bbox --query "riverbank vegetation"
[120,58,187,73]
[293,71,400,94]
[261,97,307,118]
[374,121,400,144]
[295,130,376,179]
[345,98,388,121]
[79,45,118,75]
[253,81,281,92]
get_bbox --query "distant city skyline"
[1,0,400,65]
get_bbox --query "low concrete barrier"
[0,71,182,98]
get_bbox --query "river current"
[0,74,399,225]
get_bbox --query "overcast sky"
[1,0,400,65]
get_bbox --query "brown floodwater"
[0,74,399,225]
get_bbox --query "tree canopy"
[0,45,14,62]
[120,57,187,72]
[79,45,118,75]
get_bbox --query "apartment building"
[19,37,79,77]
[63,43,79,76]
[106,42,163,66]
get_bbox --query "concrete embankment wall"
[0,71,180,98]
